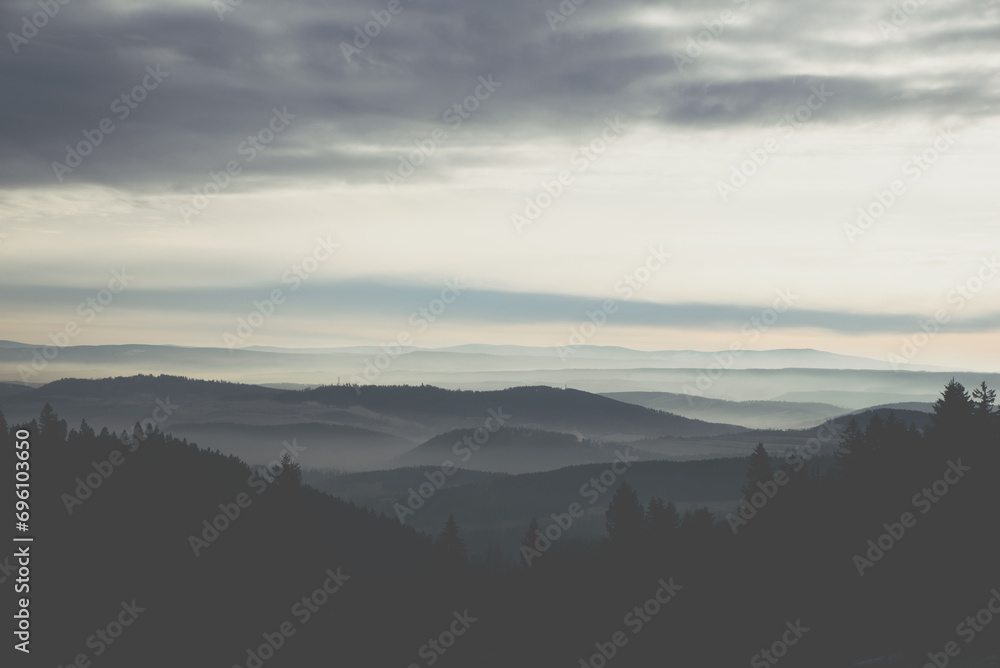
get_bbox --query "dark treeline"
[5,379,998,667]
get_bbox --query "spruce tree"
[276,452,303,488]
[520,517,542,568]
[928,378,974,443]
[972,381,996,418]
[39,403,67,442]
[834,418,868,481]
[646,498,679,555]
[682,507,715,538]
[606,482,645,548]
[742,443,773,500]
[434,515,467,573]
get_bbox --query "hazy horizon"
[2,0,999,372]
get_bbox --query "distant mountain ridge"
[603,391,849,429]
[0,340,954,387]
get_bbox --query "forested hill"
[9,406,438,666]
[5,378,998,666]
[288,384,746,438]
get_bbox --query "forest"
[5,379,998,667]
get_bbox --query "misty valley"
[3,368,998,667]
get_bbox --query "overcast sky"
[1,0,998,370]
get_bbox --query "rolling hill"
[602,391,849,429]
[0,375,749,472]
[389,426,656,474]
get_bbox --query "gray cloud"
[1,0,996,190]
[2,279,998,335]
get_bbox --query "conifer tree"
[520,517,542,568]
[276,452,303,489]
[928,378,974,443]
[682,507,715,539]
[972,381,996,418]
[646,497,679,555]
[742,443,773,500]
[434,515,467,573]
[39,403,67,442]
[606,482,645,548]
[834,418,868,480]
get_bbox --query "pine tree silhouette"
[646,497,679,557]
[742,442,773,499]
[605,482,645,548]
[520,517,541,568]
[972,381,996,418]
[433,514,467,575]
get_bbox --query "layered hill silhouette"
[622,406,934,460]
[167,421,415,471]
[5,377,998,667]
[13,404,435,667]
[0,375,746,472]
[603,391,850,429]
[305,455,801,556]
[283,384,745,441]
[1,341,978,406]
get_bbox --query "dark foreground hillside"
[4,379,999,667]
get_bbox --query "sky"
[1,0,999,371]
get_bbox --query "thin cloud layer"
[2,280,999,336]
